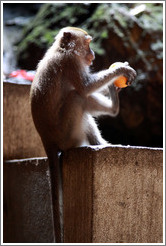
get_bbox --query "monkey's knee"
[110,106,119,117]
[86,115,107,145]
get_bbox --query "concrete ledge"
[3,82,45,159]
[63,145,163,243]
[3,157,54,243]
[4,146,163,243]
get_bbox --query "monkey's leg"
[86,114,108,145]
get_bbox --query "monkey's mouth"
[87,59,93,66]
[88,56,95,65]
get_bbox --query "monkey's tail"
[47,146,63,243]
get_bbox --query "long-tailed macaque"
[30,27,136,242]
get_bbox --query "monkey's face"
[75,34,95,66]
[83,37,95,66]
[59,27,95,66]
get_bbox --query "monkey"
[30,26,136,242]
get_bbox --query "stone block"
[3,157,54,243]
[63,145,163,243]
[3,82,45,160]
[3,146,163,243]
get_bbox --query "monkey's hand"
[110,62,137,85]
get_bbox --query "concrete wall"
[63,146,163,243]
[3,157,55,243]
[3,82,45,160]
[4,146,163,243]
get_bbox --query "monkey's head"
[56,27,95,66]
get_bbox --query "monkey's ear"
[60,31,73,49]
[63,32,72,41]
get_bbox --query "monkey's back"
[30,59,86,151]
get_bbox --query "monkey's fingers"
[124,61,129,66]
[116,87,121,92]
[126,81,132,86]
[125,67,137,83]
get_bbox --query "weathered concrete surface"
[3,82,45,159]
[63,145,163,243]
[4,146,163,243]
[63,148,93,243]
[3,157,54,243]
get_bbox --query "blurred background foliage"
[3,2,163,148]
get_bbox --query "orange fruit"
[110,62,128,88]
[114,76,128,88]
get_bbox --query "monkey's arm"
[85,84,119,117]
[81,65,136,96]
